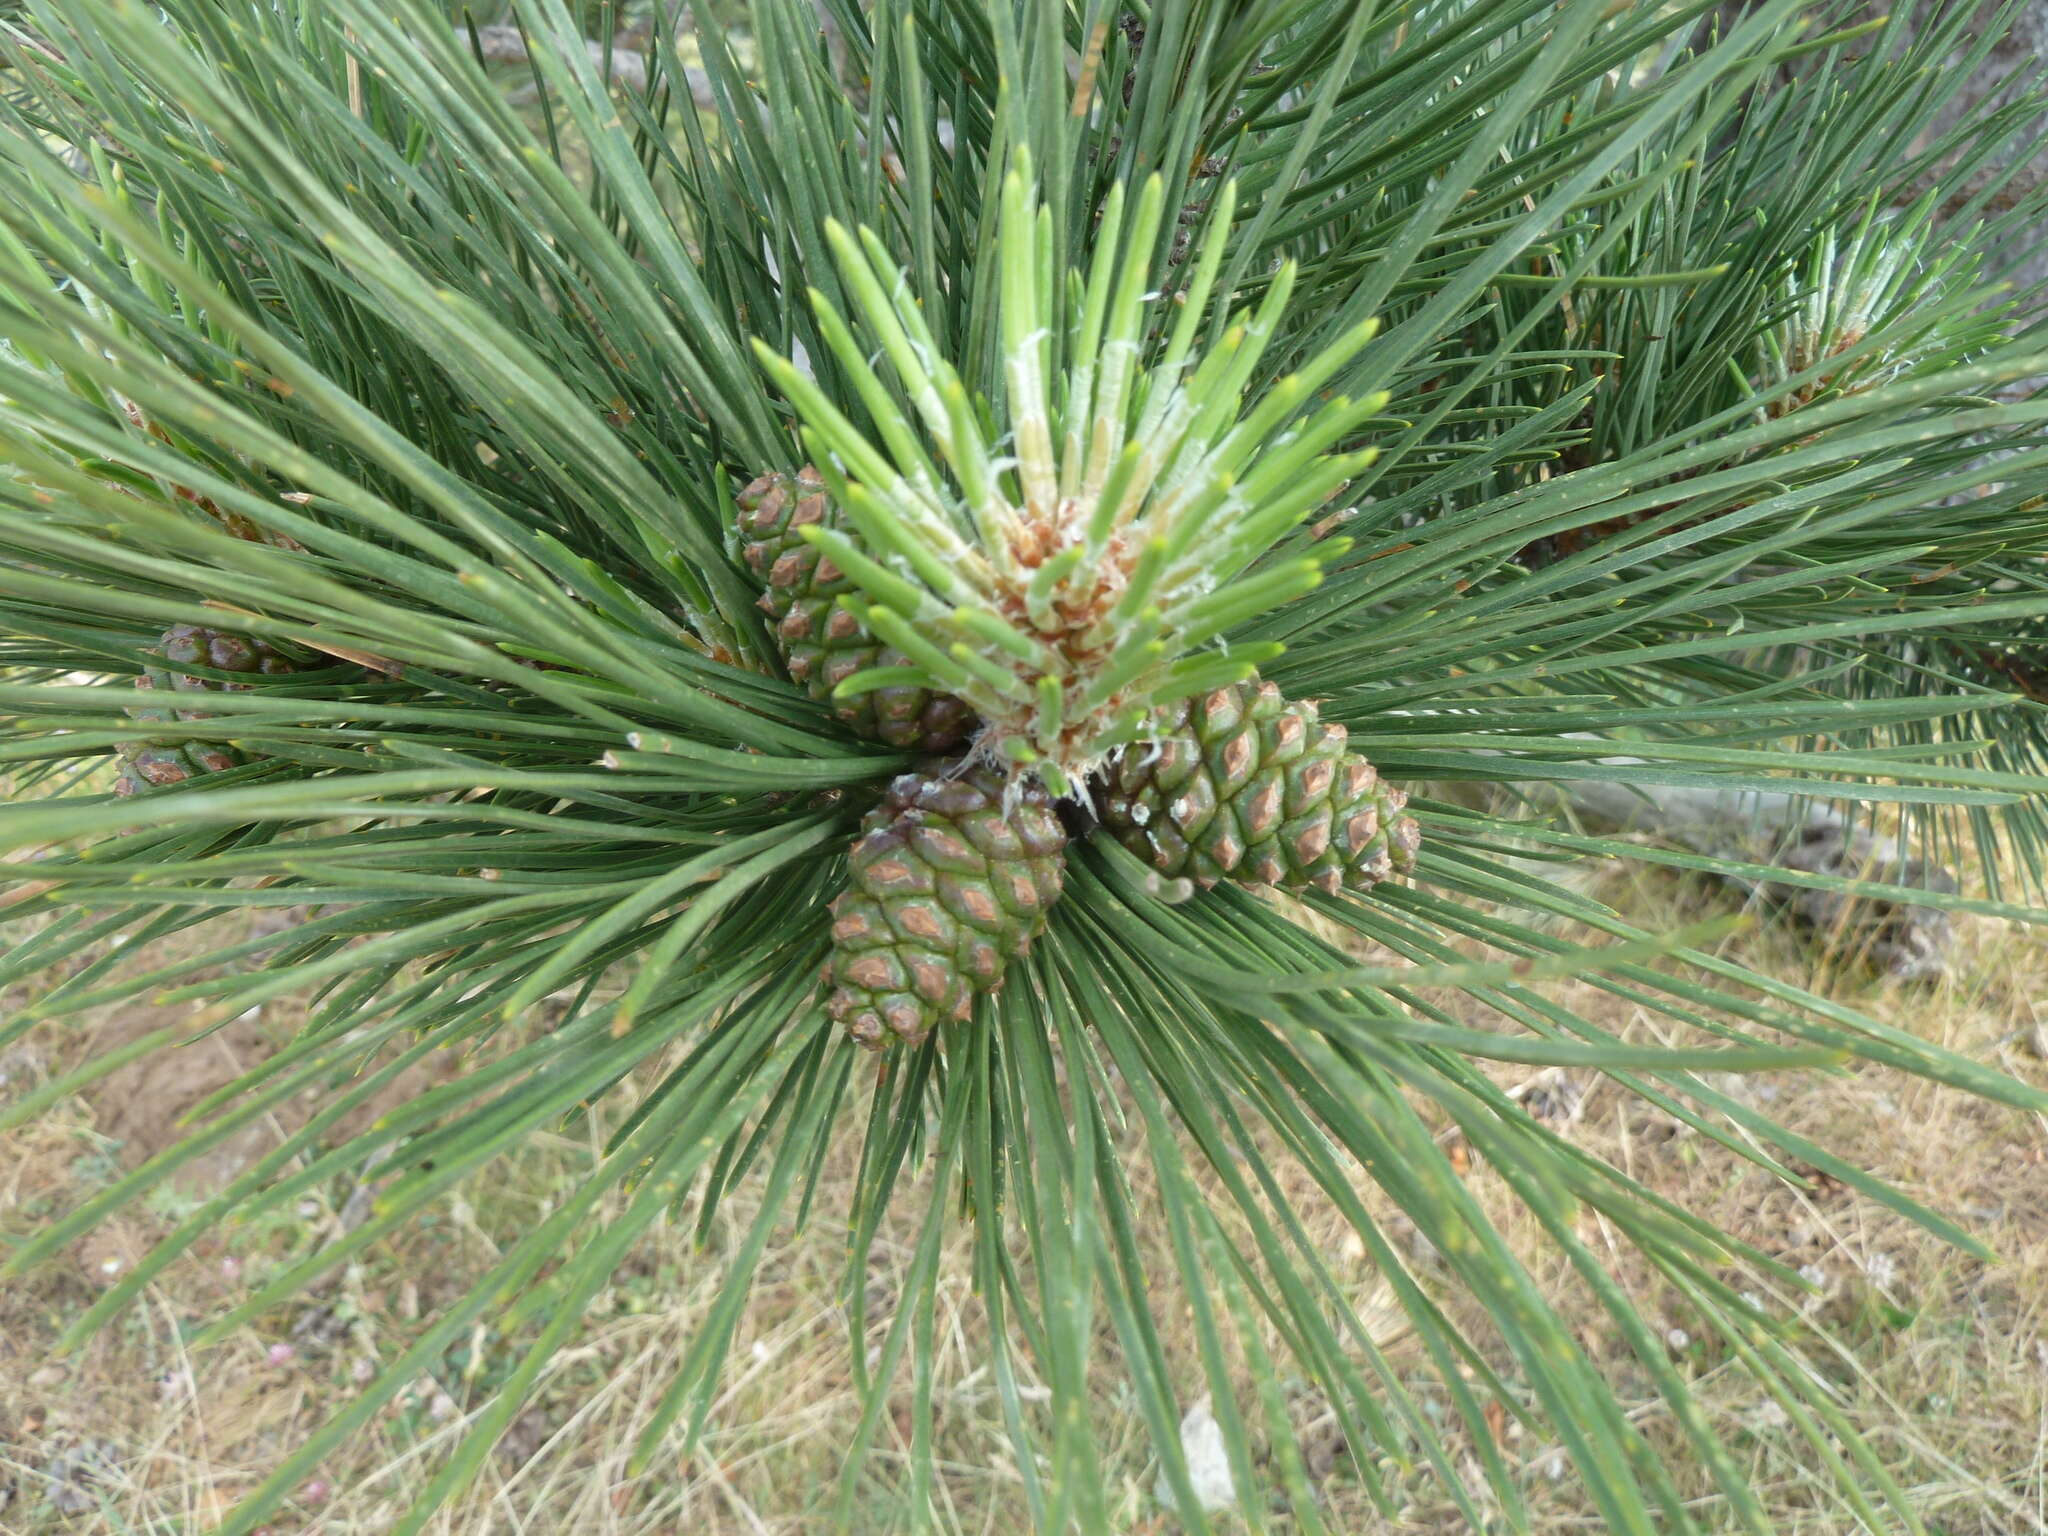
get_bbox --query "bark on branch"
[1531,773,1958,981]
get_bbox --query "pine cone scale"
[891,899,953,945]
[1240,779,1282,839]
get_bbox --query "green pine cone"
[736,468,974,752]
[114,624,295,796]
[1100,676,1420,894]
[825,764,1067,1048]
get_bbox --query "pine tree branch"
[1519,768,1959,981]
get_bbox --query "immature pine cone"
[826,765,1067,1048]
[115,624,294,795]
[1100,676,1419,893]
[736,468,974,752]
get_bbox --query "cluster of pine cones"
[112,624,299,797]
[736,468,1422,1050]
[112,469,1420,1053]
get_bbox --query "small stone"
[1745,1401,1790,1432]
[1152,1395,1236,1514]
[39,1438,118,1517]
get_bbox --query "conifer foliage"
[3,1,2048,1530]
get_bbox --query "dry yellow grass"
[2,856,2045,1534]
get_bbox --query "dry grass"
[2,857,2046,1535]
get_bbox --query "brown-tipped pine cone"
[825,765,1067,1048]
[114,624,295,796]
[735,468,974,752]
[1100,676,1420,894]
